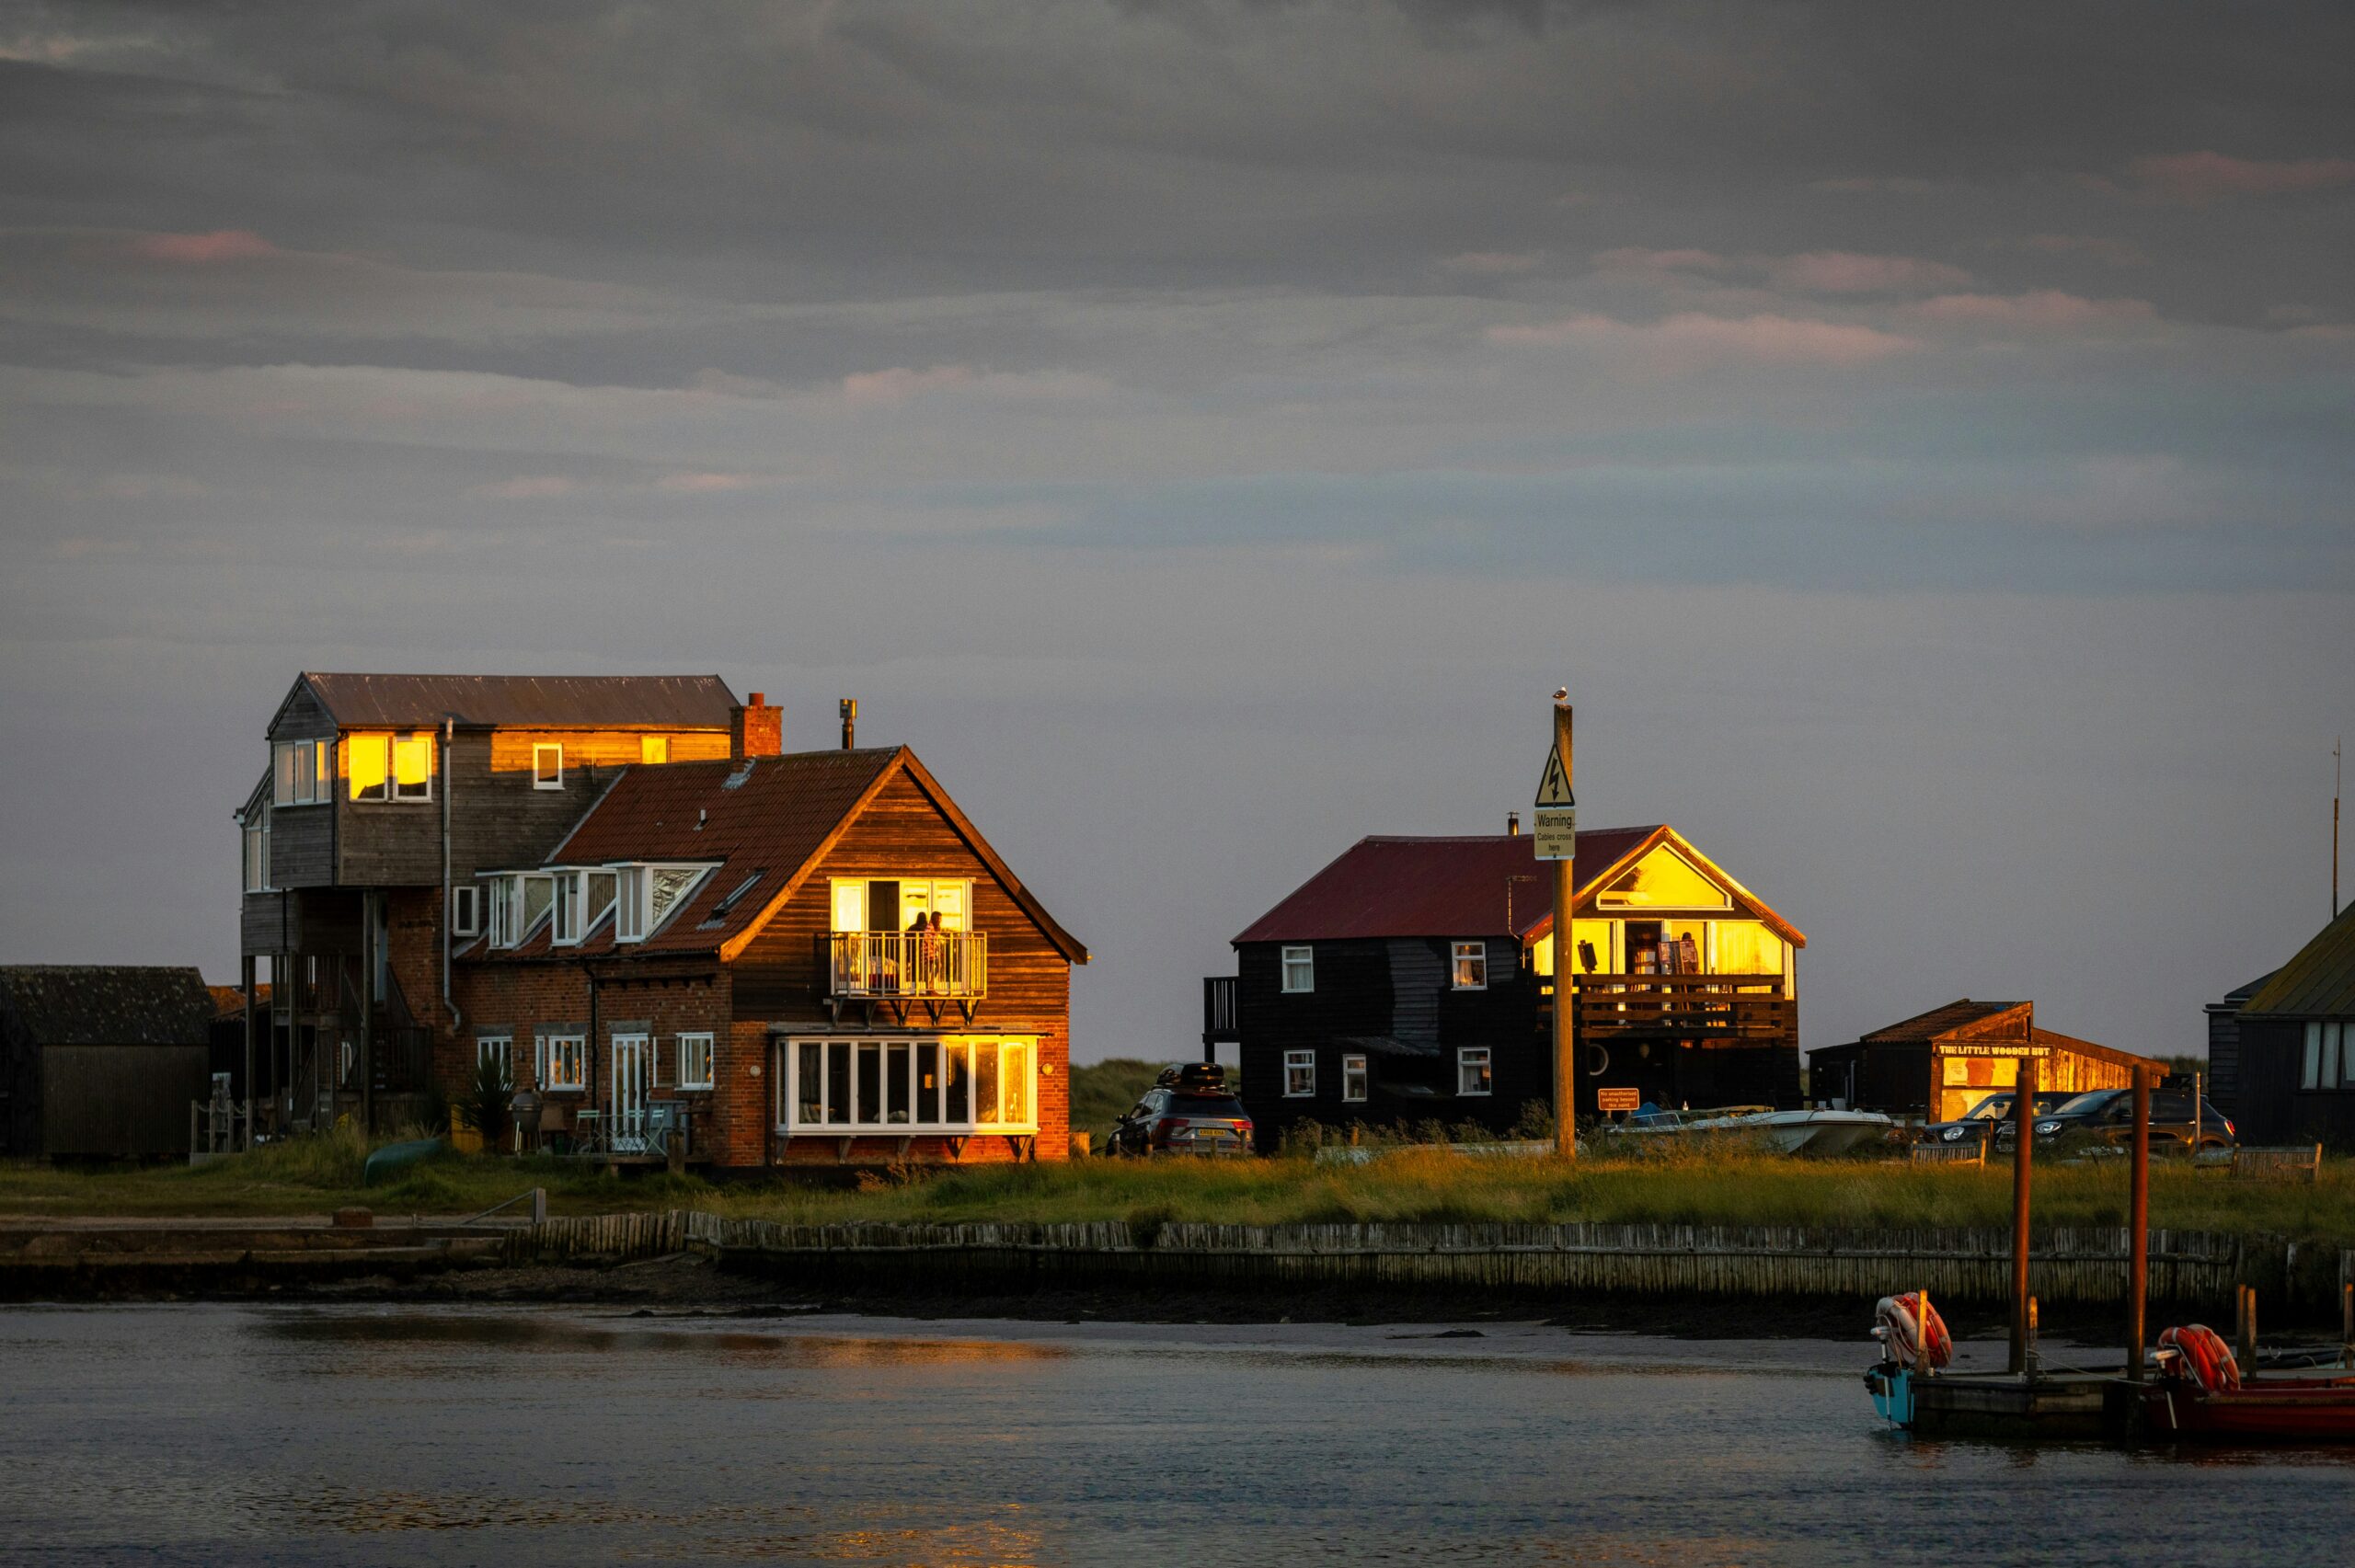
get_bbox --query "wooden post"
[2009,1052,2037,1374]
[1551,699,1577,1162]
[241,953,258,1153]
[2190,1068,2202,1156]
[2128,1067,2150,1380]
[2239,1286,2257,1370]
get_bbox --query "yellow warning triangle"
[1534,744,1574,808]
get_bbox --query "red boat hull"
[2144,1374,2355,1441]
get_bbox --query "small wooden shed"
[1809,1000,2156,1121]
[0,967,216,1160]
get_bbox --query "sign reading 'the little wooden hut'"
[1533,742,1576,861]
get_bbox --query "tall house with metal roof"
[2225,903,2355,1147]
[1206,825,1804,1147]
[236,672,747,1133]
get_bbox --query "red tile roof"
[1234,825,1746,944]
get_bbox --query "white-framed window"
[393,734,433,801]
[615,863,715,943]
[272,738,331,806]
[450,884,480,939]
[1281,945,1315,993]
[241,807,271,893]
[487,872,555,948]
[550,868,619,946]
[338,1036,357,1086]
[1342,1052,1368,1103]
[1457,1047,1493,1097]
[2306,1021,2345,1092]
[534,743,564,790]
[477,1034,511,1080]
[1283,1049,1315,1097]
[827,876,973,933]
[343,732,435,803]
[778,1036,1039,1132]
[640,735,669,764]
[1452,940,1488,990]
[536,1034,586,1092]
[677,1032,715,1091]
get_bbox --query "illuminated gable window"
[640,736,669,764]
[534,744,564,790]
[348,734,388,801]
[393,735,433,800]
[826,877,972,933]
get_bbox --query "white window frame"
[392,733,434,802]
[825,876,976,933]
[346,732,390,803]
[477,1034,511,1079]
[537,1034,586,1093]
[450,883,480,939]
[1281,945,1315,994]
[1283,1048,1315,1097]
[534,743,565,790]
[1457,1047,1493,1097]
[241,808,272,893]
[612,862,714,944]
[1452,940,1488,990]
[677,1032,715,1091]
[776,1036,1038,1134]
[1342,1052,1368,1104]
[272,738,331,807]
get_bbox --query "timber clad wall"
[2237,1016,2355,1147]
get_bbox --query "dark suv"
[1919,1091,2070,1148]
[2018,1087,2235,1153]
[1107,1063,1255,1156]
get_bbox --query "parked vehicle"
[1919,1090,2069,1147]
[2011,1087,2236,1152]
[1106,1063,1255,1156]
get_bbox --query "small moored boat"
[1620,1104,1895,1157]
[2143,1325,2355,1442]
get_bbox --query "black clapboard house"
[2229,903,2355,1148]
[1206,824,1805,1149]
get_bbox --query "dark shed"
[2232,905,2355,1148]
[0,967,216,1159]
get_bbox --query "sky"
[2,0,2351,1064]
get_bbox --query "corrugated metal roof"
[2244,904,2355,1018]
[1232,826,1806,946]
[300,672,739,731]
[0,967,215,1047]
[1858,1000,2029,1044]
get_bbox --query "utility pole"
[1534,693,1578,1160]
[2335,738,2342,919]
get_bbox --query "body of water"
[2,1305,2349,1565]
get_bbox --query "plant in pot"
[461,1054,515,1153]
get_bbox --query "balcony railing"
[1544,972,1794,1045]
[826,930,987,1001]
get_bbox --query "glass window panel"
[2327,1023,2345,1092]
[974,1043,1001,1125]
[825,1042,851,1125]
[523,875,553,935]
[831,879,865,933]
[641,736,668,764]
[534,744,563,787]
[649,867,701,926]
[1281,946,1314,993]
[1343,1054,1368,1103]
[798,1042,823,1125]
[2305,1022,2323,1089]
[917,1042,941,1124]
[887,1042,912,1123]
[392,734,432,798]
[1001,1043,1029,1126]
[933,882,967,931]
[679,1034,713,1089]
[867,880,901,932]
[348,734,389,801]
[945,1043,971,1123]
[273,743,296,806]
[856,1042,881,1125]
[585,872,617,929]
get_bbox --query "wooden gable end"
[268,677,336,742]
[728,766,1076,1025]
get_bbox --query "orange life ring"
[2158,1324,2241,1392]
[1877,1291,1954,1370]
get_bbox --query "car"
[2013,1086,2236,1153]
[1105,1062,1255,1156]
[1919,1090,2071,1147]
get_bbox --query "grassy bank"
[4,1133,2352,1247]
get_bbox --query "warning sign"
[1534,744,1574,809]
[1597,1087,1641,1113]
[1533,807,1576,861]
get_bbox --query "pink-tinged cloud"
[1910,291,2154,330]
[655,471,766,493]
[129,229,279,263]
[1488,310,1916,367]
[1440,250,1544,275]
[2129,152,2355,205]
[1767,251,1973,294]
[839,363,979,407]
[1591,246,1729,273]
[2017,233,2150,268]
[472,475,580,499]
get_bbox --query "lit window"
[827,877,974,933]
[392,734,433,801]
[678,1033,715,1091]
[778,1036,1039,1132]
[348,733,390,801]
[450,884,480,938]
[640,736,669,764]
[1453,941,1488,990]
[534,744,564,789]
[1283,1049,1315,1097]
[1343,1053,1368,1103]
[1281,946,1315,994]
[272,739,331,806]
[1457,1047,1493,1097]
[537,1034,586,1092]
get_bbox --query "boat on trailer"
[1620,1104,1895,1157]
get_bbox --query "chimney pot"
[839,698,857,750]
[1508,811,1521,837]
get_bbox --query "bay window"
[779,1036,1040,1133]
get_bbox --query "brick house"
[454,737,1088,1168]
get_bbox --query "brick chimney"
[730,692,782,761]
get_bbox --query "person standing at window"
[924,910,948,993]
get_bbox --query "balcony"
[1545,973,1794,1047]
[822,929,987,1024]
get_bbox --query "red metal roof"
[1233,828,1663,944]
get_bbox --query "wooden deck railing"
[1545,973,1794,1044]
[826,930,987,1001]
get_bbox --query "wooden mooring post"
[2127,1067,2150,1381]
[2009,1054,2037,1374]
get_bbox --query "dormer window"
[534,744,564,790]
[551,868,619,946]
[614,863,714,944]
[486,872,556,948]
